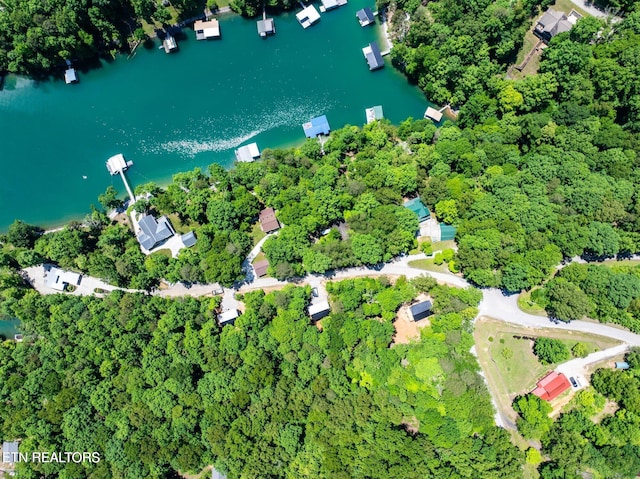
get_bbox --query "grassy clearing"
[518,289,547,316]
[408,258,450,273]
[515,29,539,65]
[252,252,266,263]
[431,240,456,251]
[151,248,173,259]
[251,223,266,246]
[551,0,590,17]
[166,213,193,235]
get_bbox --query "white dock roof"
[235,143,260,162]
[64,68,78,84]
[106,153,128,175]
[424,107,443,122]
[296,5,321,28]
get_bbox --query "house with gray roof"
[137,214,175,250]
[534,8,581,42]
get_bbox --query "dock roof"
[235,142,261,162]
[64,68,78,84]
[181,231,197,247]
[163,35,178,53]
[365,105,384,124]
[363,42,384,70]
[356,7,375,26]
[296,5,321,28]
[257,18,275,36]
[302,115,331,137]
[106,153,128,175]
[194,19,220,39]
[424,106,443,122]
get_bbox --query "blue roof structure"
[440,224,457,241]
[409,301,433,321]
[356,7,375,26]
[404,198,430,222]
[363,42,384,70]
[181,231,197,247]
[303,115,331,138]
[615,362,630,369]
[137,215,175,250]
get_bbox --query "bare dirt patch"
[393,294,431,345]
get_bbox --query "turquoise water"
[0,319,21,339]
[0,3,428,231]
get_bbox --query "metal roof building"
[439,224,457,241]
[257,18,275,37]
[64,67,78,84]
[403,198,430,222]
[163,35,178,53]
[43,265,82,291]
[362,42,384,70]
[302,115,331,137]
[194,19,221,39]
[137,215,175,250]
[181,231,197,247]
[424,106,443,122]
[615,361,630,369]
[2,441,19,463]
[253,259,269,277]
[218,309,239,326]
[409,300,433,321]
[296,5,321,28]
[308,300,331,322]
[365,105,384,124]
[356,7,375,26]
[259,207,280,233]
[320,0,347,11]
[235,143,261,162]
[532,371,571,401]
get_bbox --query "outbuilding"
[308,300,331,322]
[253,259,269,277]
[409,300,433,321]
[259,207,280,233]
[181,231,197,248]
[615,361,630,369]
[532,371,571,401]
[403,197,430,222]
[218,309,239,326]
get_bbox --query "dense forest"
[0,274,524,478]
[513,348,640,478]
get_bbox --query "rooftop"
[365,105,384,124]
[137,214,175,250]
[532,371,571,401]
[259,207,280,233]
[181,231,197,248]
[43,265,81,291]
[409,300,432,321]
[257,18,275,36]
[235,142,261,162]
[106,153,132,175]
[195,19,221,39]
[163,36,178,53]
[362,42,384,70]
[424,107,443,122]
[309,300,330,320]
[302,115,331,137]
[64,67,78,84]
[356,7,375,26]
[218,309,239,325]
[2,441,19,464]
[320,0,347,11]
[253,259,269,277]
[296,5,321,28]
[404,197,430,222]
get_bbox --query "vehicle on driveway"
[570,377,578,388]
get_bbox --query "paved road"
[556,343,629,390]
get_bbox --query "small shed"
[163,35,178,53]
[253,259,269,277]
[64,67,78,84]
[259,207,280,233]
[409,300,433,321]
[365,105,384,124]
[296,5,321,28]
[235,143,261,162]
[181,231,197,247]
[218,309,239,326]
[424,107,443,122]
[362,42,384,70]
[257,18,275,37]
[356,7,375,27]
[194,19,221,39]
[439,224,457,241]
[2,441,19,463]
[615,362,630,369]
[309,300,331,322]
[302,115,331,137]
[404,198,430,222]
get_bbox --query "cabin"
[235,143,260,162]
[64,67,78,84]
[2,441,19,463]
[403,197,430,222]
[257,18,276,37]
[43,265,82,292]
[532,371,571,401]
[308,300,331,322]
[356,7,375,26]
[615,362,630,369]
[106,153,133,175]
[409,300,433,321]
[253,259,269,277]
[259,207,280,233]
[296,5,321,28]
[362,42,384,70]
[365,105,384,124]
[163,35,178,53]
[137,214,175,250]
[302,115,331,137]
[181,231,197,247]
[218,309,239,326]
[424,107,443,122]
[320,0,347,12]
[534,8,581,42]
[194,19,221,40]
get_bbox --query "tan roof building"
[253,259,269,277]
[194,19,221,40]
[259,207,280,233]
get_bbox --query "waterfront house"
[257,18,276,37]
[302,115,331,137]
[308,300,331,322]
[409,300,433,321]
[64,67,78,84]
[424,106,443,122]
[532,371,571,401]
[320,0,347,12]
[137,214,175,250]
[362,42,384,70]
[163,35,178,53]
[194,19,221,39]
[534,8,581,42]
[259,207,280,233]
[356,7,375,26]
[43,265,82,292]
[403,197,430,222]
[253,259,269,277]
[235,143,261,162]
[296,5,321,28]
[365,105,384,124]
[218,309,239,326]
[181,231,197,247]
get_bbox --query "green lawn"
[431,240,456,252]
[551,0,590,17]
[408,258,450,273]
[166,213,193,235]
[251,223,266,246]
[517,289,547,316]
[252,252,266,264]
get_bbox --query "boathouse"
[259,207,280,233]
[410,300,433,321]
[137,214,175,250]
[303,115,331,137]
[106,153,133,175]
[320,0,347,12]
[365,105,384,124]
[194,19,221,39]
[362,42,384,70]
[43,265,82,292]
[235,143,261,162]
[64,67,78,84]
[356,7,375,26]
[257,17,276,36]
[424,106,443,122]
[296,5,321,28]
[163,35,178,53]
[218,309,239,326]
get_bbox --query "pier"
[106,154,136,203]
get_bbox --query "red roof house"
[531,371,571,401]
[259,208,280,233]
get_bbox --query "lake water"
[0,3,428,231]
[0,319,21,339]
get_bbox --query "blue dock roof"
[303,115,331,137]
